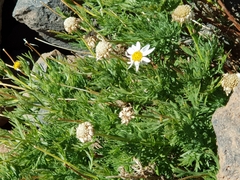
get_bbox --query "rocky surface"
[1,0,43,60]
[12,0,75,51]
[0,144,10,153]
[212,83,240,179]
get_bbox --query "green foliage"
[0,0,230,179]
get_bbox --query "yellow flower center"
[132,51,143,61]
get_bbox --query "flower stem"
[34,145,98,179]
[187,25,204,62]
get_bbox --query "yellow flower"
[13,61,21,70]
[221,73,240,96]
[172,4,193,24]
[125,42,155,72]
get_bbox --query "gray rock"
[12,0,78,51]
[212,83,240,179]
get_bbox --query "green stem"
[186,25,204,62]
[34,145,98,179]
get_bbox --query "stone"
[12,0,78,52]
[32,49,77,71]
[212,83,240,179]
[32,49,64,73]
[22,49,78,126]
[0,144,10,153]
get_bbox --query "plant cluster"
[0,0,238,179]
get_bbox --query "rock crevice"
[12,0,74,51]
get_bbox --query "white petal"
[135,42,141,51]
[126,47,135,55]
[134,61,140,72]
[127,42,141,54]
[126,55,131,59]
[128,61,134,69]
[141,57,151,63]
[141,47,155,56]
[125,51,131,58]
[130,44,136,49]
[141,44,150,52]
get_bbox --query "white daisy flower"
[125,42,155,72]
